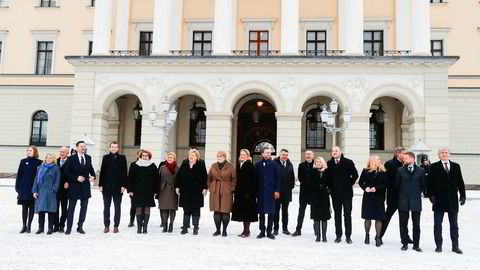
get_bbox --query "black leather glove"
[460,197,466,206]
[429,196,435,205]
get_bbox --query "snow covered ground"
[1,178,479,270]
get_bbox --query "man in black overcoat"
[273,149,295,235]
[428,147,466,254]
[292,150,314,236]
[54,146,70,233]
[99,142,128,233]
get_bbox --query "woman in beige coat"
[208,151,236,237]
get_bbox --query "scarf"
[136,159,154,167]
[218,161,227,171]
[165,160,177,175]
[36,163,56,185]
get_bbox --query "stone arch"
[94,82,150,114]
[164,82,213,111]
[224,81,284,112]
[293,82,352,113]
[362,84,424,115]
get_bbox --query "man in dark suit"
[326,146,358,244]
[54,146,70,233]
[273,149,295,236]
[64,141,96,235]
[99,142,128,233]
[396,152,425,252]
[292,150,314,237]
[255,147,281,240]
[380,147,414,243]
[428,147,466,254]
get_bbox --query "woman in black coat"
[309,157,331,242]
[175,149,207,235]
[15,146,43,233]
[359,155,387,247]
[127,150,158,234]
[232,149,258,238]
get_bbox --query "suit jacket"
[64,154,96,200]
[395,165,425,212]
[99,153,128,195]
[274,158,295,202]
[326,155,359,199]
[427,160,466,213]
[297,161,314,204]
[56,157,69,199]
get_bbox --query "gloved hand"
[460,197,466,206]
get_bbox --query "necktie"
[409,166,413,173]
[282,161,286,168]
[60,160,65,167]
[444,163,449,174]
[81,156,85,166]
[335,159,339,164]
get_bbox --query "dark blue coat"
[396,165,426,212]
[64,154,96,200]
[15,157,43,203]
[32,164,60,213]
[274,158,295,202]
[255,159,281,215]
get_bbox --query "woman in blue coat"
[32,153,60,235]
[15,146,42,233]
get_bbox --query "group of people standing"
[14,142,466,254]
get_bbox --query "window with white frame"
[430,40,443,56]
[40,0,57,7]
[36,41,53,75]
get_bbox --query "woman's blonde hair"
[313,157,328,172]
[166,152,176,161]
[216,150,227,159]
[43,153,56,164]
[365,155,386,172]
[189,149,200,160]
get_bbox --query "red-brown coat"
[208,162,236,213]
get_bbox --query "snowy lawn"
[1,178,479,270]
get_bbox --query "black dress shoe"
[128,222,134,228]
[52,227,59,233]
[256,232,265,239]
[162,226,168,233]
[26,226,31,233]
[35,229,44,234]
[435,246,442,253]
[19,226,27,234]
[283,229,291,235]
[168,224,173,233]
[180,228,188,234]
[193,227,199,235]
[375,236,382,247]
[413,246,423,252]
[334,237,342,243]
[346,238,353,244]
[291,230,301,237]
[267,233,275,240]
[222,231,227,237]
[212,231,221,236]
[76,227,86,234]
[401,244,408,251]
[59,228,65,233]
[47,229,53,235]
[273,230,279,236]
[452,247,463,254]
[65,229,71,235]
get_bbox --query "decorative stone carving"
[143,76,167,97]
[344,79,370,112]
[278,77,302,112]
[95,75,110,91]
[407,78,424,99]
[206,76,233,112]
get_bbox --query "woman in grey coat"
[32,153,60,235]
[157,152,179,233]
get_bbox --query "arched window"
[369,109,385,150]
[31,110,48,146]
[189,107,206,147]
[305,108,326,149]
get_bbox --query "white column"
[204,112,233,169]
[114,0,130,50]
[152,0,173,55]
[213,0,236,55]
[410,0,431,56]
[280,0,299,55]
[338,0,364,55]
[276,113,303,173]
[340,114,370,174]
[170,0,184,50]
[396,0,410,51]
[92,0,113,55]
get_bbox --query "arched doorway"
[235,95,277,163]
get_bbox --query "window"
[305,108,326,149]
[0,0,8,8]
[306,31,327,55]
[134,115,142,146]
[90,0,95,7]
[40,0,56,7]
[430,0,444,3]
[0,41,2,64]
[364,31,384,56]
[189,107,206,147]
[430,40,443,56]
[88,41,93,56]
[369,110,384,150]
[192,31,212,56]
[139,31,152,56]
[36,41,53,75]
[249,31,268,56]
[31,111,48,146]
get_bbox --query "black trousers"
[380,202,398,238]
[129,196,135,223]
[103,193,123,228]
[399,210,421,246]
[434,211,459,248]
[67,198,89,230]
[259,214,274,233]
[38,211,55,230]
[295,202,308,231]
[55,196,68,229]
[332,197,353,238]
[183,208,201,227]
[274,200,289,231]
